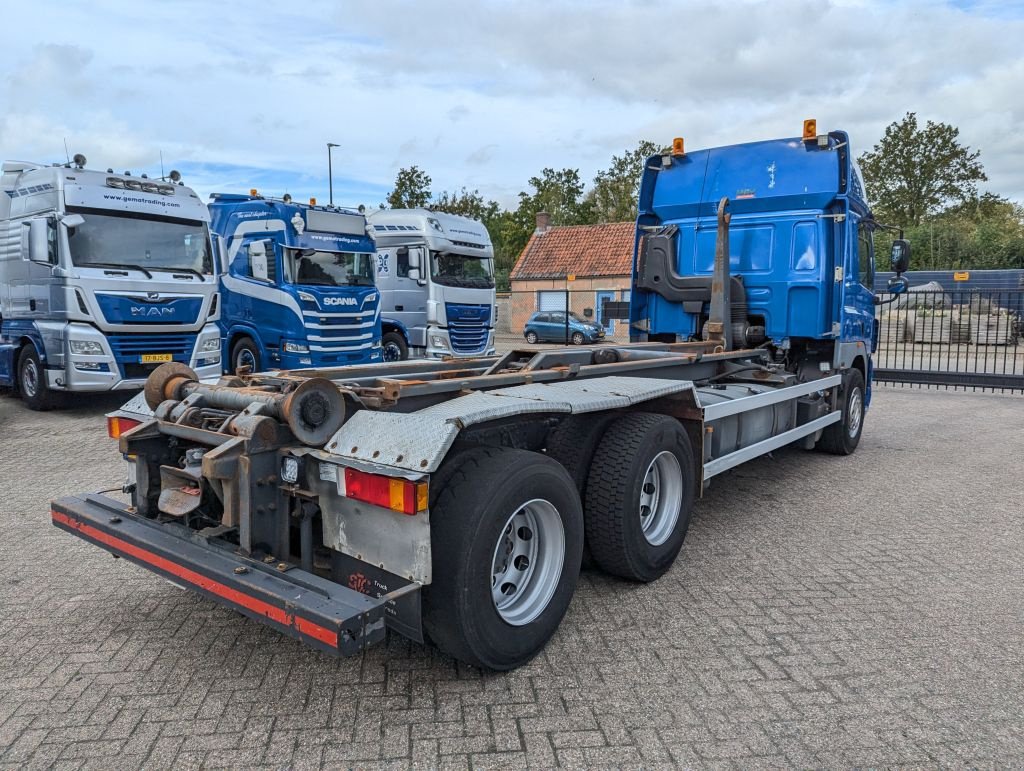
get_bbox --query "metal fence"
[497,287,1024,393]
[873,288,1023,393]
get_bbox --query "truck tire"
[423,446,583,670]
[381,331,408,362]
[584,412,695,582]
[544,413,618,568]
[818,368,866,456]
[18,345,60,411]
[230,337,261,374]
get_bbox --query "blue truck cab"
[630,124,907,415]
[209,194,382,372]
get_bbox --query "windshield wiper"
[83,262,153,279]
[162,266,207,280]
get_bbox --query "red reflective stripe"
[51,509,338,648]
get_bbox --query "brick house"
[507,214,634,340]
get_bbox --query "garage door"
[537,291,567,312]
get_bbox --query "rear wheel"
[230,337,260,374]
[584,413,695,582]
[818,368,866,455]
[381,332,408,362]
[524,331,539,344]
[545,413,618,568]
[423,446,583,670]
[18,345,60,411]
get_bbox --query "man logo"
[147,292,160,300]
[131,306,174,317]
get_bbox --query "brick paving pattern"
[0,386,1021,769]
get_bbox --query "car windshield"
[284,248,374,286]
[430,251,495,289]
[66,207,213,274]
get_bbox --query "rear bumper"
[50,494,388,656]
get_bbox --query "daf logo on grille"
[147,292,160,300]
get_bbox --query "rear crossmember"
[51,494,390,655]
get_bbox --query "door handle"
[395,305,404,311]
[29,299,36,311]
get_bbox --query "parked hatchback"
[523,311,605,345]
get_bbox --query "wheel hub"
[490,499,564,626]
[638,450,683,546]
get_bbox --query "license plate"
[140,353,173,363]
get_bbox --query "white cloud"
[0,0,1021,209]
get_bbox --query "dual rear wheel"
[424,413,695,669]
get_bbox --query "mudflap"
[50,494,389,656]
[331,551,424,644]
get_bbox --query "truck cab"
[630,125,905,413]
[368,209,496,360]
[0,159,221,409]
[209,194,382,372]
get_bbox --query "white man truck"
[0,157,221,409]
[368,208,496,361]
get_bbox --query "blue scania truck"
[0,157,221,409]
[209,193,382,372]
[54,123,910,672]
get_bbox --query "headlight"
[70,340,104,355]
[298,291,316,303]
[284,341,309,353]
[200,337,221,352]
[430,335,449,350]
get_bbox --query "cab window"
[396,249,410,278]
[856,222,874,288]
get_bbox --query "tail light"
[342,467,427,515]
[107,415,141,439]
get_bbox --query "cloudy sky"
[2,0,1022,210]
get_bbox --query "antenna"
[160,150,165,180]
[63,138,71,165]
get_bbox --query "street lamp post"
[327,142,340,206]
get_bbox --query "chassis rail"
[51,494,390,655]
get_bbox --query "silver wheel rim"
[490,498,565,626]
[526,333,537,343]
[236,347,256,371]
[383,342,403,362]
[639,450,683,546]
[572,333,584,345]
[22,357,39,398]
[847,387,863,438]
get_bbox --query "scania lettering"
[369,209,496,360]
[54,123,911,671]
[0,156,220,409]
[208,193,382,372]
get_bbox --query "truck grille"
[445,303,491,354]
[107,333,196,380]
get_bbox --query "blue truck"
[52,122,909,671]
[0,158,221,409]
[208,193,382,372]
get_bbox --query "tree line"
[383,113,1023,289]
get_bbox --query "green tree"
[858,112,987,227]
[587,140,664,223]
[431,187,501,222]
[386,165,432,209]
[514,167,592,229]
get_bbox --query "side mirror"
[408,246,426,284]
[24,218,52,264]
[59,213,85,229]
[890,239,910,274]
[887,275,909,295]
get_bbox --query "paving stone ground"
[0,385,1021,769]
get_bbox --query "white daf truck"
[368,208,496,360]
[0,156,221,408]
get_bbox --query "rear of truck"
[52,125,908,671]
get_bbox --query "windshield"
[284,248,374,287]
[430,251,495,289]
[67,207,213,274]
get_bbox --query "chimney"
[535,211,551,234]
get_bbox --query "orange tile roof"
[509,222,634,280]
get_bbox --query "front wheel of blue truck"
[817,368,866,456]
[423,446,584,670]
